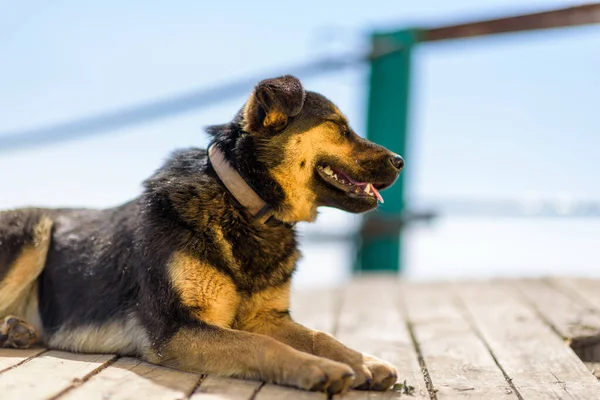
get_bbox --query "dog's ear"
[243,75,306,134]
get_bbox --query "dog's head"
[209,75,404,223]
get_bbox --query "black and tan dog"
[0,76,404,394]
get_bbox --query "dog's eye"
[339,125,349,137]
[325,120,349,138]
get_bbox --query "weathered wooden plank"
[61,357,200,400]
[549,278,600,313]
[0,350,115,400]
[191,375,262,399]
[0,347,46,373]
[339,389,409,399]
[401,283,517,398]
[333,275,429,399]
[254,384,326,400]
[541,278,600,363]
[456,282,600,399]
[506,279,600,339]
[584,362,600,380]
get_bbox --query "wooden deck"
[2,277,600,399]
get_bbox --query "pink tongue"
[342,172,384,204]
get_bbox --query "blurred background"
[1,0,599,289]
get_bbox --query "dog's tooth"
[333,174,338,180]
[365,184,372,194]
[371,185,384,204]
[323,166,333,175]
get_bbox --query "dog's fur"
[0,76,404,394]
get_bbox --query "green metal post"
[355,29,418,273]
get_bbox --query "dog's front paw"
[353,353,398,391]
[290,356,355,394]
[311,332,398,391]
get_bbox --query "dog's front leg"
[239,312,398,391]
[143,325,354,394]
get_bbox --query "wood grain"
[0,347,46,373]
[549,278,600,312]
[455,281,600,399]
[61,357,200,400]
[254,383,326,400]
[333,275,429,399]
[584,362,600,380]
[402,282,517,398]
[0,350,115,400]
[505,279,600,339]
[191,375,262,399]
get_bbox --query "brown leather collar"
[208,144,280,225]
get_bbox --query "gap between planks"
[332,276,430,399]
[401,282,517,398]
[0,350,116,400]
[0,346,47,373]
[453,280,600,399]
[549,278,600,313]
[545,277,600,362]
[498,278,600,363]
[290,277,431,399]
[59,357,201,400]
[584,362,600,380]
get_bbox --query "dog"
[0,75,404,394]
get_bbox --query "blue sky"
[1,0,599,285]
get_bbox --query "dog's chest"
[167,250,294,328]
[167,251,238,327]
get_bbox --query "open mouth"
[317,165,385,203]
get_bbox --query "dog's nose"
[389,154,404,170]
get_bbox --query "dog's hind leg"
[0,210,53,347]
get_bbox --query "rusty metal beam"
[423,4,600,42]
